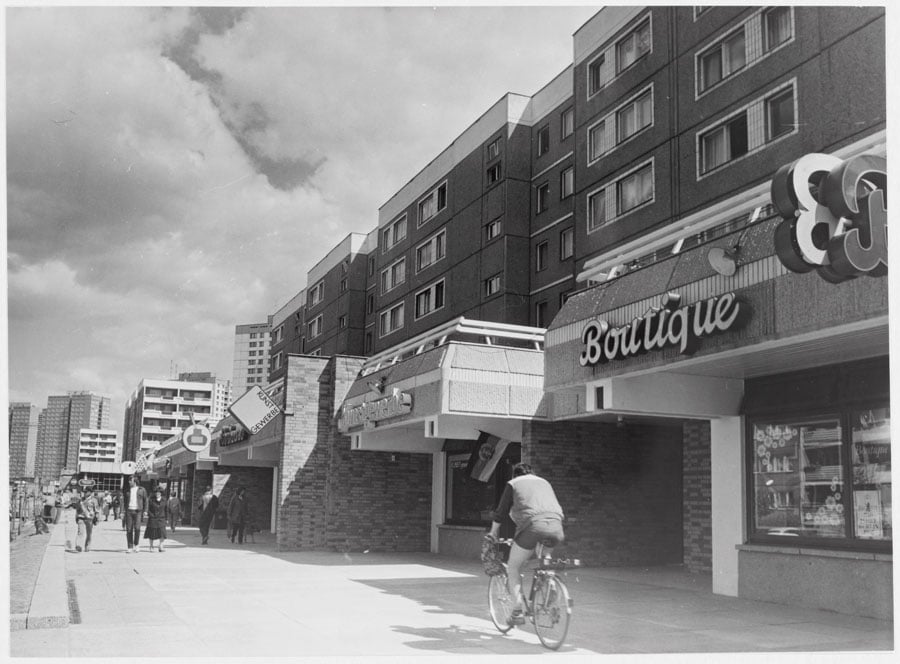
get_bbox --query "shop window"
[748,406,891,544]
[444,443,520,526]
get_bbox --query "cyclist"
[488,462,565,626]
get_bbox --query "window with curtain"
[765,6,792,51]
[617,19,651,72]
[617,90,653,143]
[617,164,653,213]
[700,113,748,173]
[699,29,746,91]
[587,189,606,231]
[767,87,795,140]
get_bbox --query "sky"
[5,4,600,437]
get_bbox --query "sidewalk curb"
[24,516,70,630]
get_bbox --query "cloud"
[6,5,598,435]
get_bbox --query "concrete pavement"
[9,515,895,658]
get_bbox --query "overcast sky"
[5,4,599,436]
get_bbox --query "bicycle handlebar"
[484,534,581,568]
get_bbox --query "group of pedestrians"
[122,475,179,552]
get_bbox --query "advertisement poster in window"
[853,490,883,539]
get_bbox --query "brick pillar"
[683,420,712,574]
[276,355,331,550]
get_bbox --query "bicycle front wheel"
[487,573,515,633]
[533,575,571,650]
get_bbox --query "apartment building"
[77,428,119,466]
[122,374,230,462]
[8,402,40,480]
[266,288,307,389]
[210,6,886,619]
[33,392,111,486]
[231,322,271,401]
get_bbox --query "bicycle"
[484,536,579,650]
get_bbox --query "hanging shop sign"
[228,385,282,434]
[182,424,211,453]
[338,390,413,430]
[771,152,887,283]
[580,292,744,367]
[217,425,250,448]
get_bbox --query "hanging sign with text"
[227,385,282,435]
[580,292,745,366]
[771,152,887,283]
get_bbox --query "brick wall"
[523,419,683,566]
[276,355,432,552]
[682,421,712,574]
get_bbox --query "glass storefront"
[444,442,520,527]
[749,406,891,546]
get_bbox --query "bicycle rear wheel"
[487,573,515,633]
[532,575,571,650]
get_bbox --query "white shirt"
[129,486,140,510]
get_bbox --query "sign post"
[227,385,282,434]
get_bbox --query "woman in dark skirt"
[144,487,169,552]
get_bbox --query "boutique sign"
[580,292,744,366]
[338,390,413,430]
[771,152,887,283]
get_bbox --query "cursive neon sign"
[771,152,887,283]
[580,292,744,366]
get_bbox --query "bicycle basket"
[480,536,505,576]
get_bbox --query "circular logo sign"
[78,478,95,488]
[120,461,136,475]
[182,425,211,453]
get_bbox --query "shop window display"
[750,407,891,545]
[445,444,520,526]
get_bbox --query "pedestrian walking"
[103,491,112,521]
[197,485,218,545]
[124,475,148,553]
[76,490,100,552]
[166,490,182,533]
[112,491,121,521]
[64,487,81,551]
[144,487,168,552]
[227,487,248,544]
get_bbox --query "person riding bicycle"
[488,462,565,626]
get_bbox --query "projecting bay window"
[416,229,446,272]
[380,257,406,294]
[698,81,796,176]
[382,214,407,252]
[415,279,445,320]
[379,302,404,337]
[695,7,794,97]
[418,182,447,227]
[587,160,654,233]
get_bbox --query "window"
[484,274,501,297]
[536,241,549,272]
[418,182,447,226]
[616,89,652,142]
[561,107,574,139]
[700,112,748,173]
[587,161,654,232]
[749,407,891,544]
[588,120,607,162]
[536,182,550,213]
[694,6,711,19]
[416,229,446,272]
[487,163,501,185]
[767,87,795,140]
[272,325,284,344]
[307,315,323,339]
[366,294,374,314]
[415,280,445,319]
[485,218,502,241]
[588,54,606,96]
[560,167,574,199]
[535,301,548,327]
[309,280,325,306]
[271,351,283,371]
[340,278,347,293]
[487,138,500,160]
[617,19,651,73]
[380,257,406,294]
[537,125,550,156]
[364,332,373,354]
[699,29,746,91]
[379,302,404,337]
[250,333,257,339]
[382,214,407,252]
[764,6,792,51]
[368,256,375,276]
[560,227,574,260]
[618,164,654,214]
[338,315,347,329]
[587,189,607,232]
[444,443,520,526]
[560,290,572,307]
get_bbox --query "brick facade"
[276,355,431,552]
[682,421,712,574]
[523,419,684,567]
